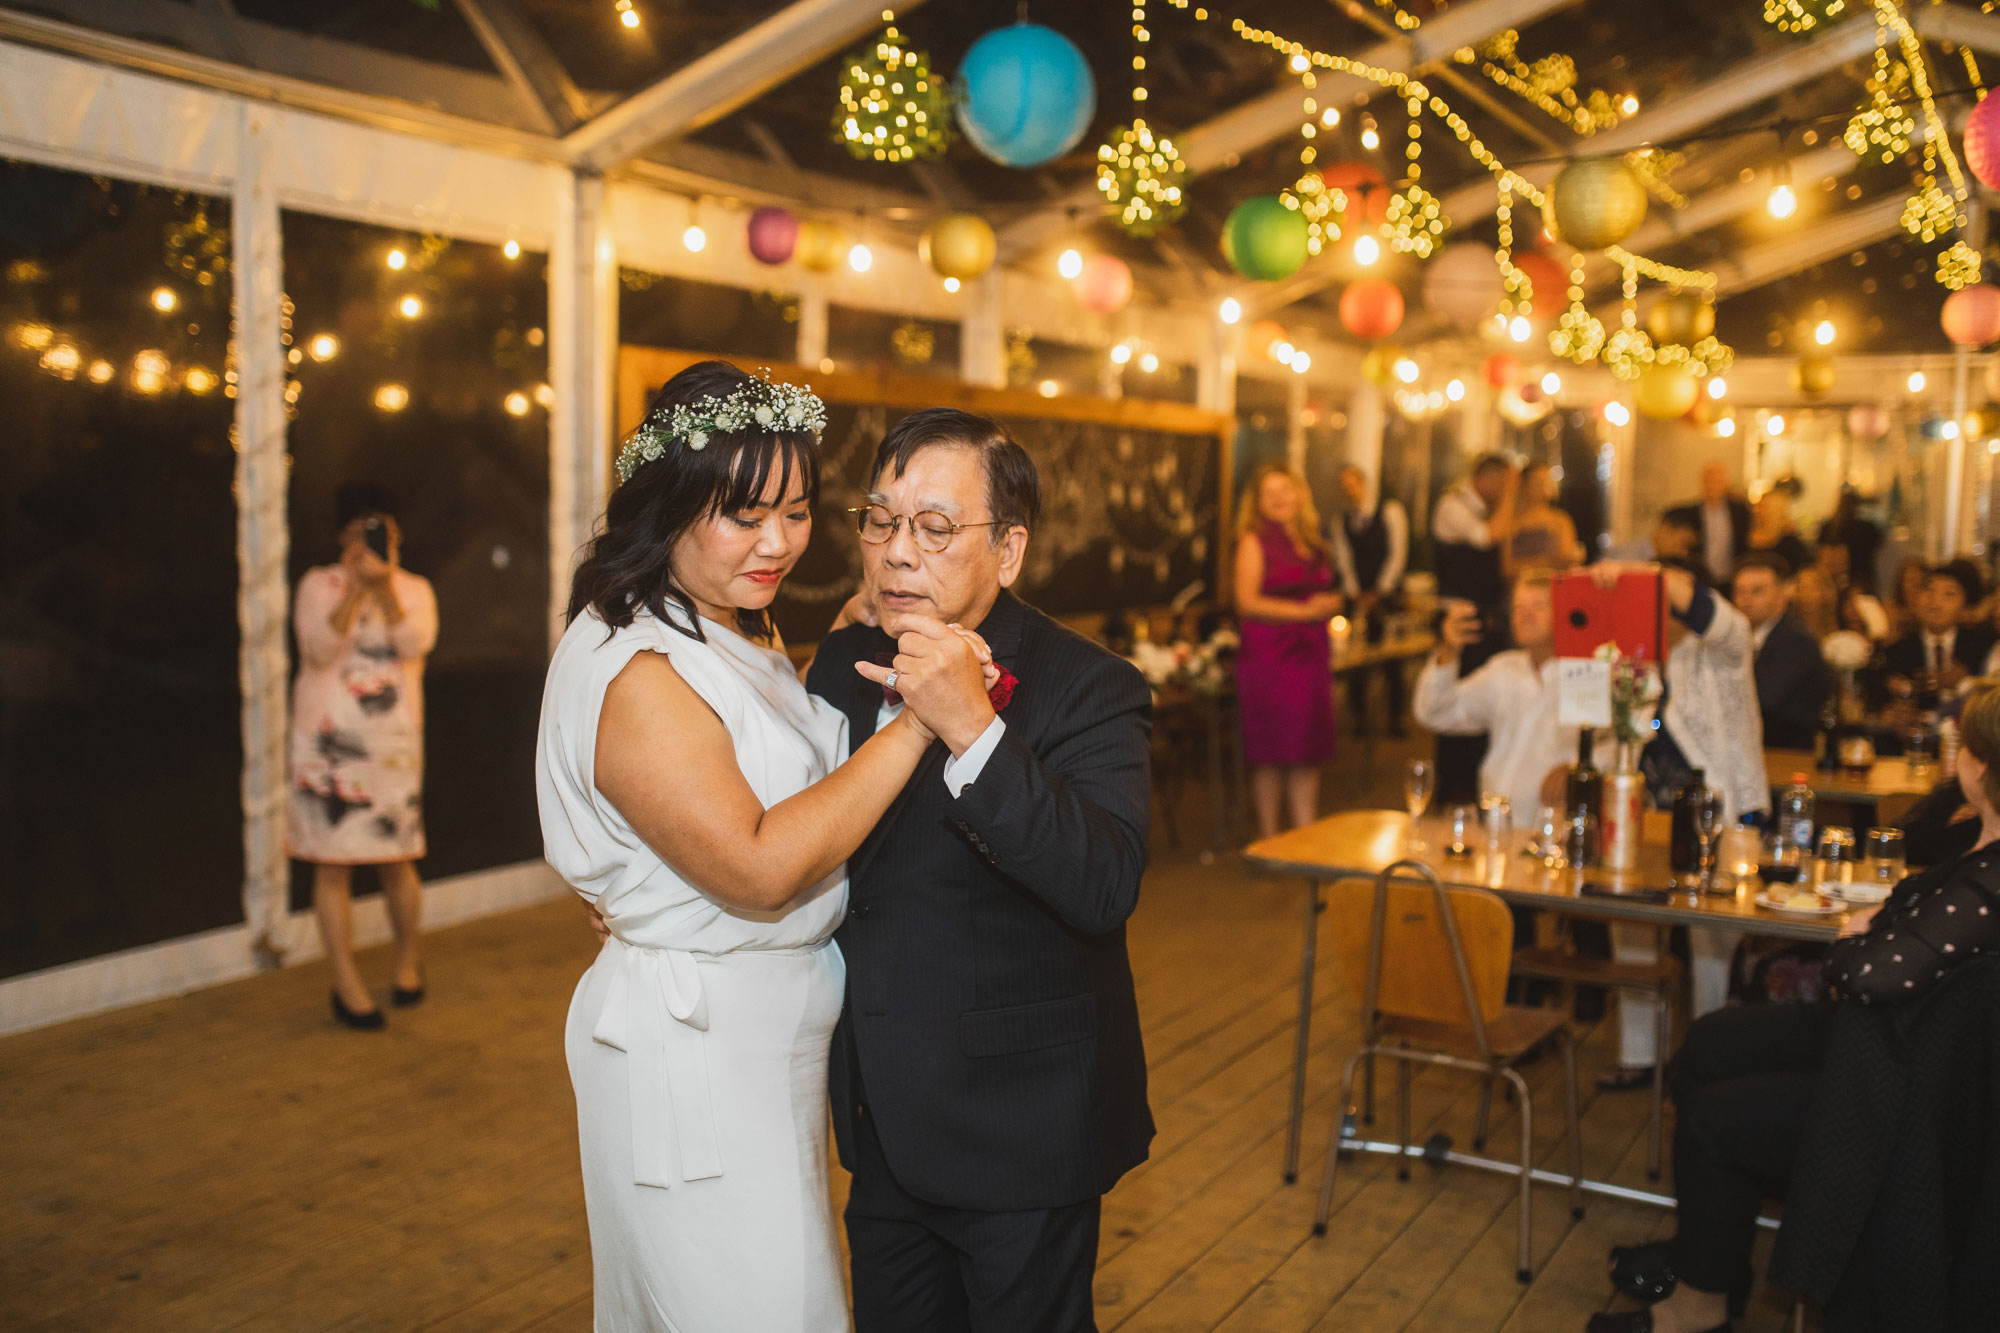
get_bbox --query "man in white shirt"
[1413,571,1584,817]
[1331,464,1411,736]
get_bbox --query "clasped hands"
[854,617,999,756]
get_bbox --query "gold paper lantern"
[1791,354,1837,397]
[795,219,846,273]
[918,214,996,281]
[1361,343,1407,388]
[1543,157,1649,252]
[1636,363,1698,420]
[1646,291,1716,347]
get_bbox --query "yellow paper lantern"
[1790,354,1836,397]
[1636,363,1698,420]
[1361,343,1406,388]
[1646,291,1716,346]
[1245,319,1287,360]
[918,214,996,281]
[1543,157,1649,252]
[795,219,846,273]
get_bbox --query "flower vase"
[1601,741,1644,872]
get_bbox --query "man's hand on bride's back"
[855,616,997,757]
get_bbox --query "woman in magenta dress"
[1234,464,1344,839]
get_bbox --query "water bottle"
[1777,773,1815,855]
[1940,717,1962,775]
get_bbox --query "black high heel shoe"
[1584,1312,1729,1333]
[390,978,426,1008]
[1608,1244,1749,1317]
[332,991,386,1031]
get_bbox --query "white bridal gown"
[536,606,850,1332]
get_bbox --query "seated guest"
[1591,560,1771,1091]
[1789,565,1839,640]
[1587,682,2000,1333]
[1744,488,1813,578]
[1883,560,1998,699]
[1731,554,1828,750]
[1813,542,1890,641]
[1888,556,1929,640]
[1413,571,1601,818]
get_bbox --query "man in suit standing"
[1665,462,1752,588]
[1882,560,1998,698]
[809,408,1155,1332]
[1331,463,1410,736]
[1731,553,1828,749]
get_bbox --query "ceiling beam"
[1707,192,1906,298]
[995,0,1586,260]
[1909,2,2000,56]
[1244,16,1885,318]
[450,0,592,134]
[563,0,927,172]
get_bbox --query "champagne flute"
[1404,759,1434,850]
[1692,788,1724,895]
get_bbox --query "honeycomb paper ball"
[1075,253,1134,314]
[794,219,846,273]
[919,213,996,281]
[1423,243,1505,332]
[1637,363,1699,419]
[1942,283,2000,346]
[1543,156,1649,252]
[954,24,1096,169]
[746,207,799,266]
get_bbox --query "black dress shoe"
[1585,1312,1729,1333]
[332,991,386,1030]
[390,981,426,1008]
[1610,1241,1676,1303]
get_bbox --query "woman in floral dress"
[289,483,439,1029]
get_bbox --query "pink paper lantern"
[1942,283,2000,347]
[1338,278,1405,340]
[1967,93,2000,191]
[1075,254,1133,314]
[747,207,799,266]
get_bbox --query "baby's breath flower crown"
[615,373,828,483]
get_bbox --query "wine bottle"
[1670,768,1709,876]
[1565,727,1602,865]
[1814,695,1841,772]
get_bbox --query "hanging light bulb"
[1767,413,1787,436]
[1767,160,1797,219]
[1218,296,1242,324]
[682,224,707,252]
[397,295,423,319]
[1353,233,1381,266]
[1272,340,1296,365]
[1707,376,1728,400]
[1058,248,1084,280]
[1139,350,1160,373]
[1814,318,1835,346]
[1941,419,1960,440]
[1393,357,1419,383]
[848,243,873,273]
[503,239,521,260]
[1620,94,1640,116]
[150,286,178,312]
[1604,400,1631,426]
[1540,371,1562,395]
[1360,114,1379,151]
[1290,52,1310,73]
[1908,369,1927,392]
[1291,350,1312,373]
[1717,415,1737,438]
[1320,106,1340,129]
[1508,315,1532,342]
[386,248,408,271]
[1445,378,1465,402]
[943,276,961,293]
[1110,342,1133,365]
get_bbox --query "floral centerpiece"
[1594,642,1663,753]
[1127,627,1238,699]
[1821,630,1873,721]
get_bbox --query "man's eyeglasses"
[848,505,1004,554]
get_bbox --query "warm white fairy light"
[1353,234,1381,266]
[1814,319,1836,346]
[150,286,177,312]
[1541,371,1562,395]
[1908,369,1927,392]
[398,295,423,319]
[386,248,408,271]
[1139,351,1161,373]
[848,243,873,273]
[1707,376,1727,399]
[682,225,707,252]
[1718,415,1737,437]
[1111,342,1133,365]
[1291,350,1312,373]
[1394,357,1420,383]
[1446,378,1465,401]
[503,239,521,260]
[1605,400,1631,426]
[1219,297,1242,324]
[1058,248,1084,280]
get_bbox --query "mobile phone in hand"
[362,518,391,561]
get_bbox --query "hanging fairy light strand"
[1384,85,1447,257]
[833,10,953,163]
[1096,0,1191,235]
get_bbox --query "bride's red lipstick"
[743,569,784,586]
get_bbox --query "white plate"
[1755,891,1845,916]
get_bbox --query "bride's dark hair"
[567,360,821,643]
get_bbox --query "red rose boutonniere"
[987,665,1018,712]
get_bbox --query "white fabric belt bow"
[591,938,723,1190]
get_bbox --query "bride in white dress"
[536,362,987,1330]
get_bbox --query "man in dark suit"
[808,408,1154,1332]
[1664,462,1752,588]
[1731,553,1827,750]
[1882,560,1997,696]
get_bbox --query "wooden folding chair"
[1311,859,1584,1283]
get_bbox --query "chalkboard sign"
[616,349,1233,643]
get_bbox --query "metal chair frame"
[1310,859,1584,1284]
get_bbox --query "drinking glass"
[1865,826,1907,887]
[1531,804,1564,866]
[1403,759,1434,849]
[1904,726,1939,783]
[1814,826,1857,888]
[1445,804,1476,857]
[1719,823,1763,884]
[1479,793,1512,852]
[1758,836,1804,889]
[1692,788,1724,894]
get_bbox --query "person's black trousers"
[1667,1002,1832,1296]
[845,1102,1101,1333]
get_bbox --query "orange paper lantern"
[1318,162,1390,227]
[1338,278,1405,340]
[1245,319,1287,359]
[1512,252,1569,322]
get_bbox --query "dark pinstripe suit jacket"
[807,589,1157,1213]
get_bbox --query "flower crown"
[615,373,828,483]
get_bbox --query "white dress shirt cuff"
[943,717,1007,797]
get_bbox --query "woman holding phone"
[289,482,440,1029]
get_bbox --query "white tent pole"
[232,101,292,965]
[548,171,618,649]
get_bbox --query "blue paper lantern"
[955,24,1096,169]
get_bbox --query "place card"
[1556,656,1613,729]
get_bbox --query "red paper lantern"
[1318,162,1390,228]
[1942,284,2000,347]
[1968,93,2000,191]
[1075,253,1133,314]
[1482,351,1522,388]
[1512,252,1569,322]
[747,207,799,266]
[1338,278,1405,339]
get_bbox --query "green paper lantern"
[1223,195,1311,282]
